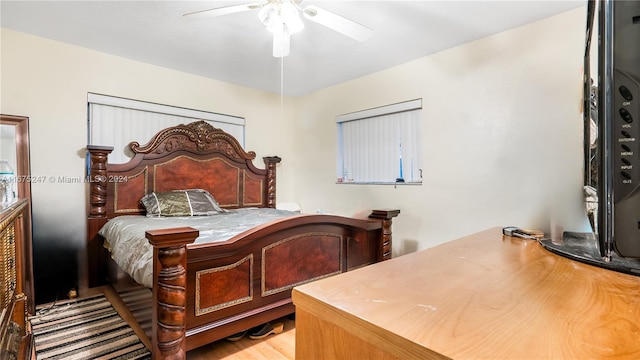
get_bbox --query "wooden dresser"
[0,199,34,360]
[292,227,640,359]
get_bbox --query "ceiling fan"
[183,0,373,58]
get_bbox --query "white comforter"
[99,208,299,287]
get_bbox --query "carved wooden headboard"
[87,121,281,220]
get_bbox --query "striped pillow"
[140,189,226,217]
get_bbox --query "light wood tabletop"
[293,227,640,359]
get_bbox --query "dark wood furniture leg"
[146,227,198,360]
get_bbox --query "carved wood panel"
[154,157,240,207]
[243,171,263,206]
[113,167,148,213]
[262,233,342,296]
[195,255,253,316]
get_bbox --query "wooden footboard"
[145,211,399,359]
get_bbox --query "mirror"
[0,124,17,203]
[0,115,31,203]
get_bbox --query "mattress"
[99,207,299,287]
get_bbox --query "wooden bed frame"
[86,121,399,358]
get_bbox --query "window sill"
[335,181,422,185]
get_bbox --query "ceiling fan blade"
[183,3,261,19]
[302,5,372,42]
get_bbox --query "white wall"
[292,7,591,255]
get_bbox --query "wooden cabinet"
[293,227,640,359]
[0,199,34,360]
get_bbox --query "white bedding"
[99,208,299,287]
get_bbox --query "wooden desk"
[292,227,640,359]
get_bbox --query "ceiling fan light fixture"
[258,3,279,29]
[272,23,291,57]
[259,0,304,36]
[280,2,304,34]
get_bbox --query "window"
[337,99,422,184]
[88,93,245,164]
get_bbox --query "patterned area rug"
[29,294,151,360]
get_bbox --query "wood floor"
[92,285,295,360]
[186,316,295,360]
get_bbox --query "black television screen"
[540,0,640,275]
[596,0,640,259]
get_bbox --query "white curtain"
[337,99,422,184]
[88,93,245,164]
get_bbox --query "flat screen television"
[540,0,640,275]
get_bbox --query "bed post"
[146,227,198,360]
[263,156,281,208]
[86,145,113,288]
[369,209,401,260]
[86,145,113,217]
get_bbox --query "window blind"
[337,99,422,184]
[88,93,245,164]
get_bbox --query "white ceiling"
[1,0,584,97]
